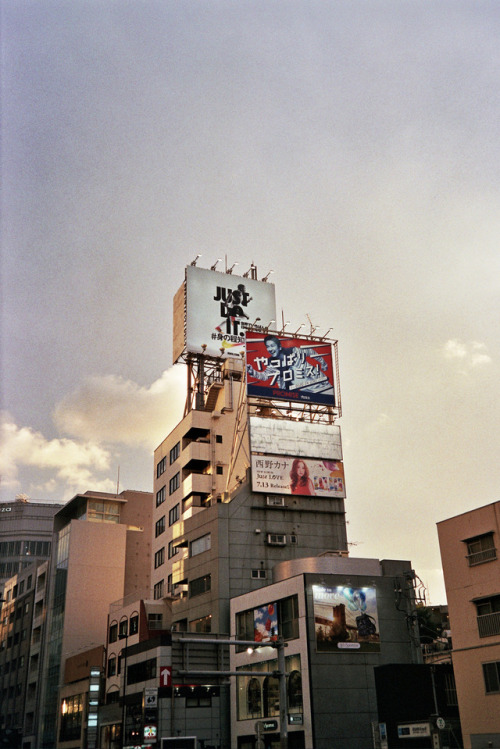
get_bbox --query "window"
[127,658,156,685]
[109,624,118,643]
[148,613,163,630]
[251,569,267,579]
[119,620,128,639]
[290,534,298,545]
[155,516,165,537]
[189,615,212,633]
[153,580,164,600]
[87,499,120,524]
[267,496,285,506]
[169,472,180,495]
[483,661,500,693]
[154,547,165,569]
[157,456,166,478]
[130,615,139,635]
[216,434,223,443]
[170,442,180,464]
[156,486,166,507]
[169,504,179,526]
[216,465,223,475]
[236,609,254,643]
[267,533,286,546]
[189,574,211,597]
[59,694,84,742]
[186,690,212,708]
[279,595,299,640]
[476,595,500,637]
[107,656,116,677]
[465,532,496,566]
[168,541,179,559]
[190,533,211,557]
[167,574,172,594]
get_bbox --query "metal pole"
[277,638,288,749]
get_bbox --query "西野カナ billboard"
[312,584,380,653]
[249,416,342,460]
[245,332,335,406]
[251,455,345,498]
[184,266,276,359]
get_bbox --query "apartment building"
[437,500,500,749]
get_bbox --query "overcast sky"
[2,0,499,605]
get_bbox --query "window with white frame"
[190,533,211,557]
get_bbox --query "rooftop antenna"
[190,254,201,266]
[306,313,318,336]
[116,466,120,496]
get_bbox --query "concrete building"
[36,489,153,749]
[230,556,422,749]
[437,500,500,749]
[0,496,60,594]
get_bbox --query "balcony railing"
[477,611,500,638]
[467,547,497,566]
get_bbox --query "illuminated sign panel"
[249,417,342,460]
[312,585,380,653]
[254,603,278,642]
[246,332,335,406]
[183,266,276,360]
[251,455,345,497]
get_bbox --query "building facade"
[437,500,500,749]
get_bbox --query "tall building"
[152,265,347,637]
[36,489,153,749]
[0,496,60,594]
[437,500,500,749]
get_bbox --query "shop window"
[279,595,299,640]
[288,670,303,710]
[247,678,262,716]
[263,675,280,717]
[59,694,84,742]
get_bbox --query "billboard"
[181,266,276,360]
[251,455,345,497]
[254,603,278,642]
[245,332,335,406]
[249,416,342,460]
[312,584,380,653]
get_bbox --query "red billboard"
[245,332,335,406]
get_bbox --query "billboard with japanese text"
[312,584,380,653]
[181,266,276,360]
[251,455,345,497]
[245,332,335,406]
[249,416,342,460]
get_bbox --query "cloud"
[0,412,113,496]
[443,339,492,368]
[54,365,186,447]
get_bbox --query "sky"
[2,0,499,606]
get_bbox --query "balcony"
[477,611,500,638]
[182,472,212,499]
[467,547,497,566]
[182,440,211,471]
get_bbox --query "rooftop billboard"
[249,416,342,460]
[251,455,345,498]
[245,332,335,406]
[177,266,276,361]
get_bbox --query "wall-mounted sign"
[312,584,380,653]
[246,332,335,406]
[398,723,431,738]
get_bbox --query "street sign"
[255,720,278,732]
[160,666,172,687]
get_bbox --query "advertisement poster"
[185,266,276,359]
[251,455,345,497]
[249,416,342,460]
[312,585,380,653]
[254,603,278,642]
[245,332,335,406]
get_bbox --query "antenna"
[116,466,120,496]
